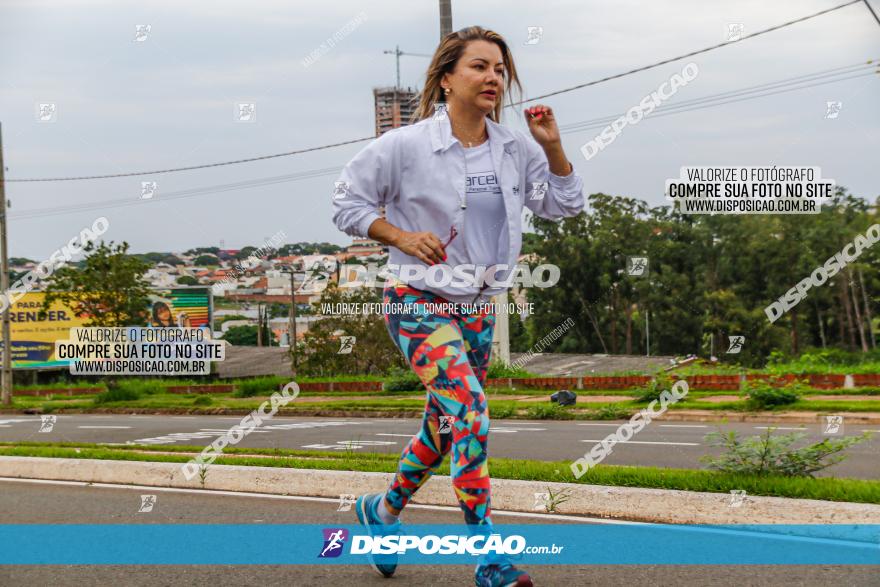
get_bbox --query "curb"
[4,408,880,424]
[1,456,878,531]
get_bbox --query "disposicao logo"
[318,528,348,558]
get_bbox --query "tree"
[194,254,220,266]
[297,281,406,376]
[38,240,152,327]
[176,275,199,286]
[235,246,258,260]
[223,325,259,346]
[184,247,220,257]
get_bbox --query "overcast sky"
[1,0,877,260]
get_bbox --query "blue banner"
[1,524,878,565]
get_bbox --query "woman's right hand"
[394,230,447,265]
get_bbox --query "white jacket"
[331,112,585,304]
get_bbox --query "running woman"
[332,25,585,587]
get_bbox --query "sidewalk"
[1,455,877,530]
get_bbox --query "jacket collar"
[429,110,516,153]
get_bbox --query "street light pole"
[0,123,12,406]
[288,267,299,376]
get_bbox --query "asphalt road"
[0,414,878,479]
[0,478,876,586]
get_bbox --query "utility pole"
[256,303,263,347]
[491,292,510,365]
[266,303,271,347]
[0,123,11,406]
[439,0,452,37]
[383,45,432,89]
[288,267,298,376]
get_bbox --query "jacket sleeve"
[519,132,585,220]
[331,131,398,238]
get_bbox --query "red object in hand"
[443,226,458,248]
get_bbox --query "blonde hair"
[411,25,523,124]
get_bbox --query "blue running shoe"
[355,493,400,578]
[474,560,533,587]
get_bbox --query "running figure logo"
[333,181,350,200]
[338,336,356,354]
[529,182,548,201]
[336,494,356,512]
[318,528,349,558]
[626,256,648,277]
[823,415,844,435]
[825,101,843,119]
[438,415,455,434]
[39,415,56,433]
[726,336,745,354]
[728,490,747,508]
[141,181,158,200]
[533,492,549,511]
[524,26,543,45]
[138,495,157,513]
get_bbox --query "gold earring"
[444,88,451,95]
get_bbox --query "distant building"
[374,86,419,136]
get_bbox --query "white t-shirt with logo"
[462,141,504,272]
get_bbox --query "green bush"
[383,368,425,392]
[765,347,880,374]
[590,404,633,420]
[93,381,141,404]
[114,379,165,395]
[489,404,516,419]
[635,373,674,403]
[486,359,533,379]
[743,378,803,410]
[525,403,575,420]
[235,376,287,398]
[701,427,874,477]
[192,395,214,406]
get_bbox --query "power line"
[560,70,876,134]
[10,166,342,220]
[513,0,863,105]
[559,60,878,132]
[3,1,862,184]
[863,0,880,26]
[9,61,872,221]
[4,136,372,183]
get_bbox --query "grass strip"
[0,441,877,505]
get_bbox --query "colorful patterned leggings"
[381,282,496,531]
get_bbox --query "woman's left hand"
[523,104,561,147]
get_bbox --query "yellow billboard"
[0,292,90,368]
[0,288,213,368]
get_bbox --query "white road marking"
[580,439,699,446]
[659,424,708,428]
[755,426,807,431]
[576,423,623,427]
[78,426,132,429]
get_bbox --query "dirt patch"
[512,395,629,403]
[291,395,422,403]
[695,395,742,403]
[804,395,879,401]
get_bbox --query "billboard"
[0,287,213,369]
[147,288,212,329]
